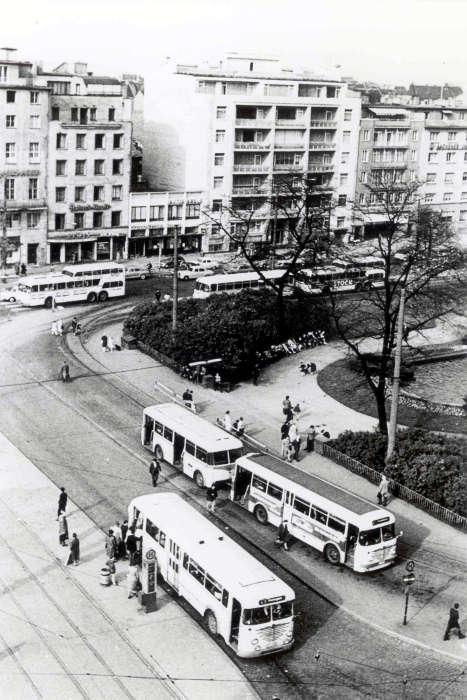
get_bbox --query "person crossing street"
[149,458,161,487]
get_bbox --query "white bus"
[16,262,126,307]
[129,492,295,658]
[295,265,384,295]
[141,403,243,488]
[193,269,287,299]
[231,452,400,573]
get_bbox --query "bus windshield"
[359,523,395,547]
[243,602,293,625]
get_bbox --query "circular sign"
[406,560,415,572]
[403,573,415,585]
[145,548,156,560]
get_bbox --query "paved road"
[0,297,465,699]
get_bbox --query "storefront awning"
[368,107,408,117]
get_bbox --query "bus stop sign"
[405,560,415,572]
[403,573,415,585]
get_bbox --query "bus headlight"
[251,638,259,645]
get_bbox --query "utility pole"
[386,286,406,462]
[172,225,179,333]
[0,177,10,282]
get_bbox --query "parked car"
[159,256,186,269]
[189,257,220,270]
[177,265,215,280]
[125,266,151,280]
[0,285,18,302]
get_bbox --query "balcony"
[234,142,270,150]
[373,142,408,148]
[310,120,337,128]
[309,141,336,150]
[274,143,305,150]
[4,198,47,210]
[61,122,123,130]
[232,186,270,196]
[275,120,306,128]
[233,164,270,173]
[371,161,407,168]
[232,206,269,218]
[273,163,304,171]
[235,119,272,127]
[308,164,334,173]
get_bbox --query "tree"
[319,177,463,434]
[203,173,334,332]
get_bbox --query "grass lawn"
[318,358,467,435]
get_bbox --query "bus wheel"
[154,445,164,461]
[194,471,205,488]
[324,543,341,565]
[44,297,53,308]
[204,610,218,637]
[254,504,268,525]
[98,291,108,302]
[87,292,97,303]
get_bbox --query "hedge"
[123,289,329,383]
[328,429,466,516]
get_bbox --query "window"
[459,210,467,221]
[56,133,67,149]
[27,178,38,200]
[267,482,283,501]
[168,204,182,220]
[94,159,105,175]
[344,109,352,121]
[343,130,351,143]
[108,107,115,122]
[0,65,7,82]
[293,496,311,516]
[362,150,369,163]
[446,152,455,162]
[186,203,200,218]
[328,516,345,533]
[444,172,454,184]
[150,205,164,220]
[93,211,103,227]
[448,131,457,142]
[215,130,225,143]
[428,153,437,163]
[51,106,60,121]
[443,192,453,201]
[337,217,346,227]
[4,178,14,200]
[112,159,123,175]
[75,160,86,175]
[71,107,78,122]
[6,115,15,128]
[75,133,86,149]
[360,171,368,183]
[339,173,348,185]
[430,131,439,142]
[426,172,436,183]
[111,185,122,201]
[424,193,434,202]
[74,213,84,229]
[95,134,105,149]
[56,160,66,176]
[411,129,418,141]
[90,107,97,121]
[6,90,15,103]
[338,194,347,206]
[188,558,205,585]
[55,187,66,202]
[27,212,40,228]
[463,173,467,182]
[30,114,40,129]
[312,506,328,525]
[195,446,207,462]
[212,199,222,212]
[465,152,467,162]
[213,451,229,466]
[93,186,104,201]
[5,143,16,162]
[75,186,85,202]
[213,176,223,189]
[113,133,123,149]
[111,211,121,227]
[341,151,349,164]
[216,106,226,119]
[48,81,70,95]
[205,574,223,601]
[163,426,173,441]
[359,192,365,204]
[362,129,370,141]
[214,153,224,166]
[252,475,267,493]
[29,142,39,161]
[131,206,146,221]
[55,213,65,230]
[461,192,467,200]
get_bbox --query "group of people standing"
[101,334,118,352]
[222,410,245,437]
[105,520,142,598]
[57,487,80,566]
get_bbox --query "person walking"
[206,483,218,513]
[68,533,80,566]
[105,529,117,560]
[154,288,161,302]
[108,335,115,352]
[293,429,301,461]
[377,474,390,507]
[57,487,68,517]
[71,317,78,334]
[120,519,128,559]
[101,335,109,352]
[280,421,290,458]
[275,520,291,551]
[444,603,465,640]
[106,557,118,585]
[60,363,71,383]
[56,318,63,336]
[58,511,69,546]
[306,425,317,453]
[288,421,298,458]
[125,527,138,564]
[149,458,161,487]
[223,410,232,433]
[282,395,293,421]
[252,363,260,386]
[127,564,139,599]
[214,372,222,391]
[233,416,245,437]
[113,521,123,560]
[51,321,58,336]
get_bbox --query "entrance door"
[166,539,180,592]
[173,433,185,465]
[27,243,38,264]
[230,598,242,644]
[233,467,252,502]
[143,416,153,445]
[346,523,358,567]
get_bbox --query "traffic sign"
[403,573,415,585]
[405,560,415,572]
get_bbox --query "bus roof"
[131,493,294,605]
[144,403,243,451]
[239,452,383,518]
[197,269,286,285]
[62,262,123,272]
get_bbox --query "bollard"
[100,566,111,586]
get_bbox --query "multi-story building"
[0,49,49,265]
[148,54,361,252]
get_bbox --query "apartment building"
[0,50,49,265]
[149,54,361,252]
[355,104,467,239]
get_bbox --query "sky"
[3,0,467,114]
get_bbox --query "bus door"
[232,466,252,503]
[230,598,242,645]
[166,539,181,592]
[346,523,359,567]
[142,415,153,446]
[173,433,185,465]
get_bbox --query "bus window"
[272,601,293,620]
[252,475,267,493]
[313,507,328,525]
[188,558,205,585]
[382,523,395,541]
[222,589,229,607]
[159,530,166,547]
[205,574,223,600]
[213,451,229,466]
[66,281,75,289]
[55,282,66,290]
[145,518,159,541]
[163,426,173,441]
[243,607,271,625]
[31,285,38,292]
[359,528,381,546]
[195,446,208,463]
[218,283,227,291]
[328,515,346,533]
[102,282,110,288]
[267,483,283,501]
[250,280,259,288]
[234,281,244,289]
[228,448,243,463]
[183,553,189,569]
[75,280,83,288]
[154,421,163,435]
[83,279,92,287]
[293,496,310,516]
[185,440,195,456]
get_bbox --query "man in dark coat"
[58,487,68,517]
[444,603,465,640]
[149,458,161,487]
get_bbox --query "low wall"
[398,390,466,417]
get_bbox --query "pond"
[407,357,467,405]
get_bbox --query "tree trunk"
[375,384,388,435]
[276,287,286,336]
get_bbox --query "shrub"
[328,428,466,516]
[124,289,329,382]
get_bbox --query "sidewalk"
[0,432,258,699]
[79,319,467,663]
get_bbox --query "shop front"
[48,232,129,264]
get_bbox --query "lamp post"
[171,225,179,333]
[386,285,406,462]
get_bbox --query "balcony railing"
[232,186,270,196]
[273,163,304,171]
[308,164,334,173]
[310,120,337,128]
[235,118,272,127]
[234,142,270,150]
[61,122,122,130]
[4,198,47,210]
[232,207,270,218]
[233,164,270,172]
[275,120,306,127]
[309,141,336,150]
[371,161,407,168]
[274,143,305,150]
[373,142,408,148]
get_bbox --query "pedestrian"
[377,473,390,507]
[282,395,293,421]
[125,527,138,564]
[288,421,298,449]
[306,425,317,452]
[127,564,139,598]
[443,603,465,641]
[106,557,118,585]
[14,262,20,276]
[149,457,161,487]
[58,511,69,546]
[20,263,27,275]
[68,533,80,566]
[275,520,291,551]
[154,288,161,302]
[113,521,123,559]
[214,372,222,391]
[233,416,245,437]
[223,410,232,433]
[56,318,63,336]
[105,529,117,560]
[108,335,115,352]
[286,442,295,463]
[71,317,78,334]
[252,363,260,386]
[51,321,58,336]
[146,262,153,274]
[120,519,128,559]
[182,388,194,409]
[101,335,108,352]
[74,322,82,336]
[293,429,301,461]
[206,482,218,513]
[57,486,68,517]
[60,363,71,383]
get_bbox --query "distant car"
[177,265,215,280]
[125,266,151,280]
[159,256,186,269]
[0,285,18,302]
[190,257,220,270]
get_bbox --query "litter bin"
[121,334,137,350]
[100,566,111,586]
[202,374,214,389]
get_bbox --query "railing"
[5,198,47,209]
[233,164,270,172]
[310,120,337,128]
[234,142,271,150]
[235,119,272,127]
[61,122,122,130]
[309,141,336,150]
[317,442,467,531]
[273,163,304,171]
[308,164,334,173]
[274,143,306,150]
[373,142,408,148]
[232,186,270,196]
[371,161,407,168]
[232,207,269,218]
[275,120,306,127]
